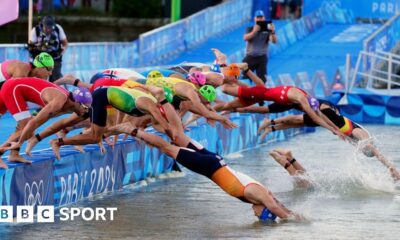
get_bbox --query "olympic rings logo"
[24,180,44,206]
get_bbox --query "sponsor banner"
[0,113,314,210]
[10,160,54,213]
[53,145,124,207]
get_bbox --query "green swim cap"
[163,87,174,103]
[147,70,163,79]
[33,52,54,68]
[199,85,217,102]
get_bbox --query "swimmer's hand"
[5,141,21,151]
[53,74,76,85]
[221,118,238,129]
[333,129,346,141]
[99,142,107,155]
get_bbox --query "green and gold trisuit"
[146,77,197,109]
[91,86,157,127]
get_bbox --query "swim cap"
[222,63,241,77]
[187,71,206,86]
[72,87,93,106]
[199,85,217,102]
[259,207,277,221]
[163,87,174,103]
[307,97,320,111]
[90,72,117,84]
[33,52,54,68]
[210,64,221,73]
[147,70,163,79]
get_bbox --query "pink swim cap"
[187,71,206,86]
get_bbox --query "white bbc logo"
[0,206,54,223]
[0,206,13,222]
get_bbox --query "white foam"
[224,152,243,159]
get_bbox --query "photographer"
[242,10,278,83]
[29,16,68,82]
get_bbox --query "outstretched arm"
[296,96,345,139]
[370,146,400,181]
[182,88,237,129]
[237,105,270,113]
[54,74,92,89]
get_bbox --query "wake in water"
[293,137,399,198]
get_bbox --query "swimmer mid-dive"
[106,123,305,222]
[257,100,400,181]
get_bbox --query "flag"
[0,0,19,26]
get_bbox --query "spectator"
[242,10,277,83]
[29,16,68,82]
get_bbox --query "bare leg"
[258,118,271,134]
[0,158,8,169]
[26,137,39,156]
[50,140,62,160]
[269,149,312,188]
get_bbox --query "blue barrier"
[0,112,310,211]
[335,91,400,125]
[139,0,252,66]
[304,0,400,20]
[364,14,400,54]
[0,41,139,72]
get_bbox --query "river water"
[1,125,400,240]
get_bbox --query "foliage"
[112,0,162,18]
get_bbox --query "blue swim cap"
[89,72,117,84]
[210,64,221,73]
[259,207,277,221]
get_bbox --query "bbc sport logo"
[0,206,117,223]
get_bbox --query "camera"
[256,20,273,32]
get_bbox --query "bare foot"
[122,134,129,141]
[26,137,39,156]
[5,141,21,151]
[211,48,227,64]
[0,158,8,169]
[260,127,272,143]
[99,143,107,155]
[274,148,293,161]
[56,130,67,139]
[258,118,271,134]
[269,150,289,167]
[50,140,61,160]
[8,155,32,165]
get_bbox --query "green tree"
[112,0,162,18]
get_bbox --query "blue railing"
[0,41,139,72]
[139,0,251,66]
